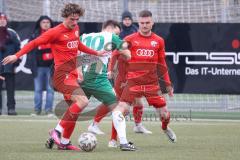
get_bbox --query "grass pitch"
[0,116,239,160]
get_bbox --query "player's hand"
[119,49,131,60]
[96,50,108,57]
[2,55,18,65]
[166,86,174,97]
[0,76,5,80]
[107,71,113,79]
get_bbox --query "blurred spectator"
[0,13,20,115]
[26,16,54,116]
[119,11,138,39]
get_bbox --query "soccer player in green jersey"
[79,20,130,135]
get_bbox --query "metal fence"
[0,0,240,23]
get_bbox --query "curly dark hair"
[61,3,85,18]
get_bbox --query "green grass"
[0,116,240,160]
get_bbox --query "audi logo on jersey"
[136,49,155,57]
[67,40,79,49]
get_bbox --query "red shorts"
[114,75,126,100]
[120,82,160,104]
[53,69,80,100]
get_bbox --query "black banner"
[160,23,240,94]
[8,22,240,94]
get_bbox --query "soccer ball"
[78,132,97,152]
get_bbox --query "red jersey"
[15,23,98,70]
[124,32,171,86]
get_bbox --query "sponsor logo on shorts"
[136,49,155,57]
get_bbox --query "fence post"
[0,0,6,13]
[123,0,129,11]
[43,0,51,16]
[221,0,229,22]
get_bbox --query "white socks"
[61,137,70,145]
[55,123,70,145]
[112,111,128,144]
[55,123,63,133]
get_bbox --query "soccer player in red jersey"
[107,50,151,148]
[111,10,176,151]
[2,3,106,151]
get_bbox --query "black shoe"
[45,111,55,117]
[8,110,17,116]
[45,138,54,149]
[31,110,42,116]
[35,110,41,115]
[45,110,53,115]
[45,129,61,149]
[120,142,137,151]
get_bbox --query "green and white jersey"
[80,31,122,88]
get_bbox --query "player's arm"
[119,43,131,60]
[112,34,131,60]
[158,39,173,97]
[2,29,56,65]
[78,40,106,56]
[76,36,84,82]
[76,52,84,83]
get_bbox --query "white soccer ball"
[78,132,97,152]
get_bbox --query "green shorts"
[81,80,117,106]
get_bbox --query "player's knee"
[80,97,89,107]
[134,98,143,106]
[147,96,166,108]
[114,101,129,114]
[106,102,117,111]
[161,110,170,122]
[75,95,89,108]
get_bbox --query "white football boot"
[88,122,105,135]
[133,123,152,134]
[108,139,118,148]
[164,127,177,143]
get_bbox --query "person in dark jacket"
[0,13,20,115]
[26,15,54,116]
[119,11,138,39]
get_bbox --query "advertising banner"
[9,22,240,93]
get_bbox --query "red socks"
[94,104,110,123]
[161,111,170,130]
[133,105,143,124]
[111,122,117,141]
[60,103,82,139]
